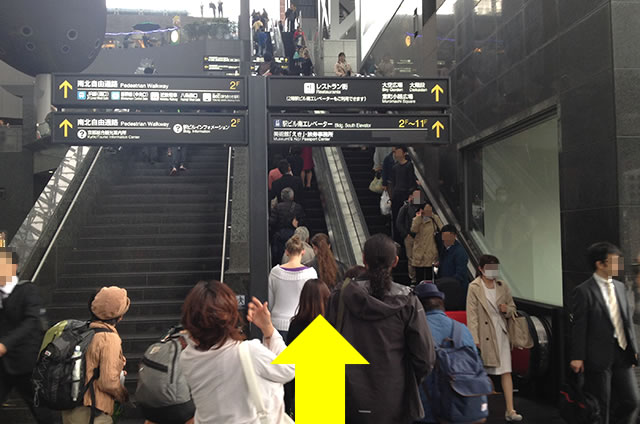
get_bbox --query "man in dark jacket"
[390,146,417,241]
[570,242,639,424]
[396,190,424,284]
[0,248,52,423]
[271,159,304,204]
[435,224,469,310]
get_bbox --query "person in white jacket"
[180,280,295,424]
[269,236,318,340]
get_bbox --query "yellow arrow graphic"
[58,80,73,99]
[272,316,368,423]
[59,119,73,137]
[431,84,444,102]
[432,120,444,138]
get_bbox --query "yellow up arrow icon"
[59,119,73,137]
[431,84,444,102]
[58,80,73,99]
[272,315,369,423]
[432,120,444,138]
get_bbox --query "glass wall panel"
[466,118,562,306]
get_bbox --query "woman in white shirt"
[180,280,295,424]
[268,236,318,340]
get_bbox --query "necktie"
[607,281,628,350]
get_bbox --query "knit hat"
[414,281,445,300]
[91,286,130,320]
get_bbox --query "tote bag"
[507,313,534,349]
[238,342,294,424]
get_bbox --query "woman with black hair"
[326,233,435,423]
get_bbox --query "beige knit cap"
[91,286,130,320]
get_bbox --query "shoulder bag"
[238,342,294,424]
[507,311,534,349]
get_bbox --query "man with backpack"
[0,247,53,423]
[61,286,130,424]
[414,282,491,423]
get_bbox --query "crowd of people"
[3,224,640,423]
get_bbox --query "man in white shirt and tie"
[570,242,639,424]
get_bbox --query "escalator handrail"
[407,147,478,277]
[220,146,233,283]
[9,146,101,281]
[313,147,369,267]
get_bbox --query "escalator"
[299,177,328,237]
[341,147,410,284]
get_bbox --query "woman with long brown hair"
[179,281,294,424]
[308,233,347,289]
[284,279,331,416]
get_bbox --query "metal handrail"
[220,146,233,282]
[407,147,477,277]
[31,147,103,281]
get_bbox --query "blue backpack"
[424,321,493,423]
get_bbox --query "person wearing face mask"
[466,254,522,422]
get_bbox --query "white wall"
[321,39,356,76]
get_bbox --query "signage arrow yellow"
[432,120,445,138]
[59,119,73,137]
[58,80,73,99]
[272,315,368,423]
[431,84,444,102]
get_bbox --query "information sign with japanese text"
[52,74,247,108]
[52,112,247,145]
[268,113,450,145]
[267,77,449,109]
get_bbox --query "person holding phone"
[410,203,443,282]
[396,190,424,285]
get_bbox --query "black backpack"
[559,372,601,424]
[32,320,111,414]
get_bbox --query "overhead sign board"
[267,77,450,109]
[51,112,247,145]
[52,74,247,108]
[268,113,450,145]
[203,55,240,73]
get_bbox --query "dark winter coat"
[326,279,436,423]
[0,281,45,375]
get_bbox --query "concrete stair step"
[48,299,185,318]
[62,256,221,274]
[106,182,224,195]
[62,244,222,261]
[76,233,223,248]
[53,285,195,303]
[81,222,224,237]
[54,270,218,287]
[97,193,219,205]
[96,202,220,215]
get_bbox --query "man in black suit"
[271,159,304,204]
[570,242,639,424]
[0,247,52,423]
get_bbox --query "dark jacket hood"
[342,279,414,321]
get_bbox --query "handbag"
[559,372,601,424]
[380,191,391,216]
[369,173,384,194]
[238,342,294,424]
[507,312,534,349]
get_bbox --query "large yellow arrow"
[272,315,368,423]
[431,84,444,102]
[59,119,73,137]
[58,80,73,99]
[432,120,444,138]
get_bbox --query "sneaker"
[169,167,177,176]
[505,411,523,422]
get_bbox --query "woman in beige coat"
[466,254,523,422]
[410,204,443,282]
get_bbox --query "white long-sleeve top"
[268,265,318,331]
[180,331,295,424]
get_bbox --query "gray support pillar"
[239,0,251,76]
[248,77,269,331]
[34,74,52,125]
